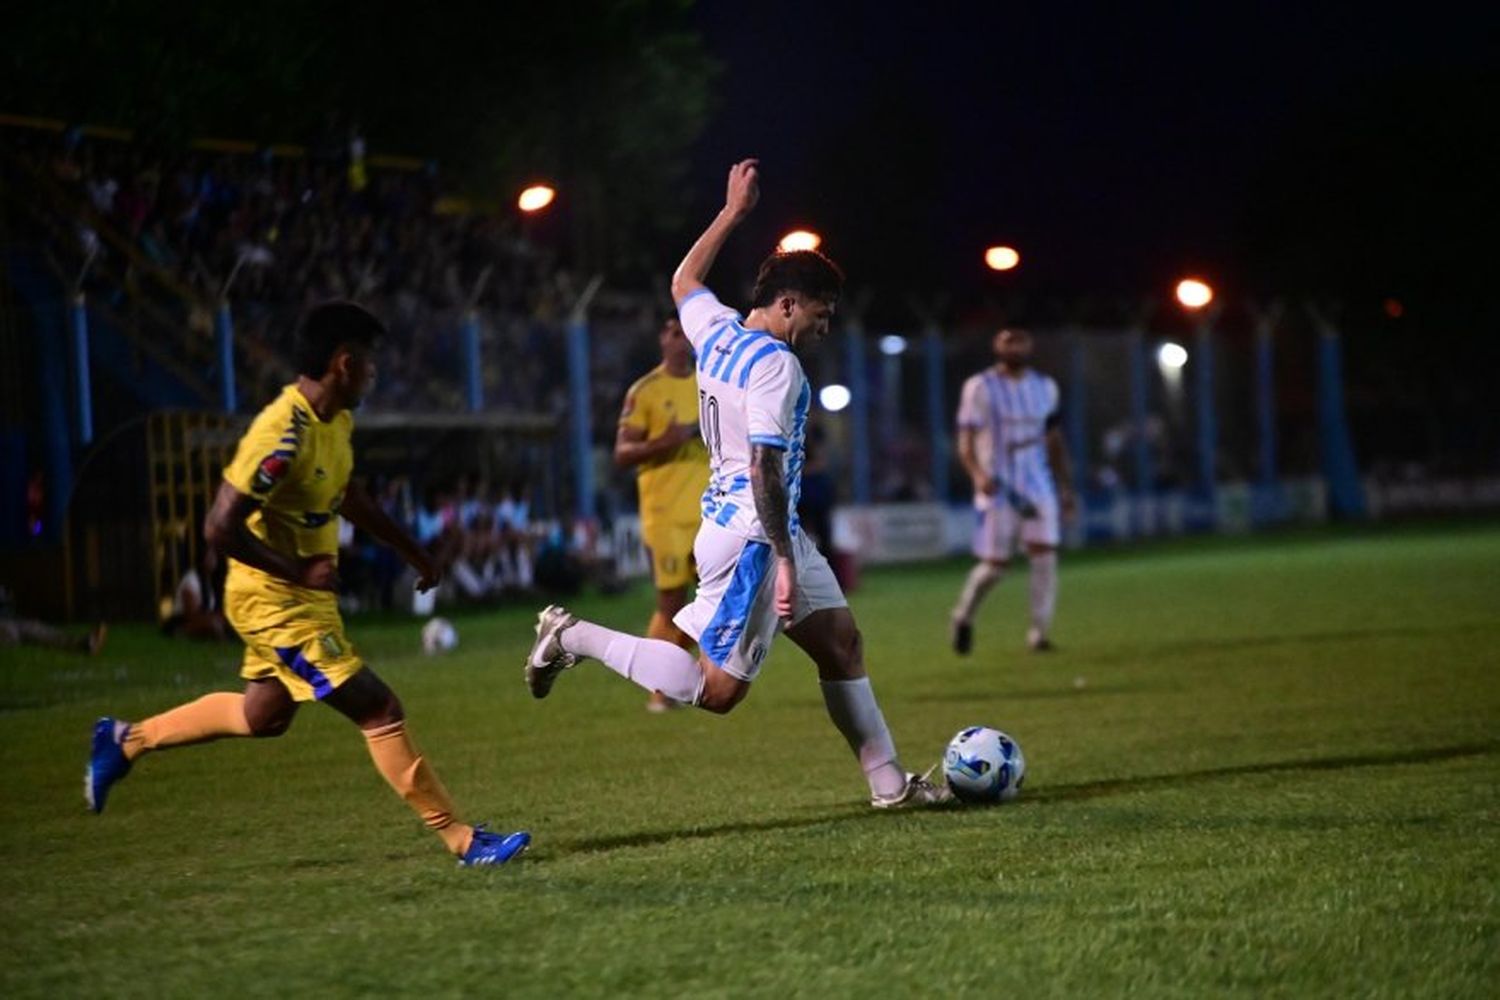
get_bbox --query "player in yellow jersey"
[614,317,711,711]
[84,301,529,866]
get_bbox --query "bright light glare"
[778,230,822,252]
[518,185,556,213]
[878,335,908,356]
[819,384,852,412]
[1175,278,1213,309]
[1157,342,1189,369]
[984,246,1020,271]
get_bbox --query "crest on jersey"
[251,452,293,494]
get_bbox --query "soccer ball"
[943,726,1026,803]
[420,617,458,655]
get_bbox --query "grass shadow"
[1019,740,1500,806]
[907,681,1174,704]
[555,741,1500,857]
[1086,621,1499,668]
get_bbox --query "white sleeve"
[956,375,987,429]
[745,351,798,450]
[676,288,740,352]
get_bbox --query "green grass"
[2,522,1498,998]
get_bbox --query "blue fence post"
[1067,330,1087,490]
[463,309,483,412]
[1128,328,1152,535]
[215,300,237,413]
[923,324,949,503]
[1255,316,1277,486]
[69,294,93,445]
[846,323,872,505]
[1312,309,1367,518]
[1194,320,1217,498]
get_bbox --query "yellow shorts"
[226,587,363,702]
[643,520,698,591]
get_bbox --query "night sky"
[689,3,1495,323]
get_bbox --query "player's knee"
[247,706,295,738]
[841,626,864,672]
[697,671,748,715]
[366,691,405,728]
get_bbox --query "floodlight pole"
[462,266,493,413]
[1307,301,1367,519]
[843,291,874,505]
[909,293,951,504]
[1249,299,1284,488]
[1126,300,1154,536]
[1192,304,1222,501]
[567,275,604,522]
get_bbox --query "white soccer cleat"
[870,770,953,809]
[525,605,578,699]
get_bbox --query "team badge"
[320,632,344,658]
[252,453,292,494]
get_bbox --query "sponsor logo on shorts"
[320,632,344,658]
[749,639,767,668]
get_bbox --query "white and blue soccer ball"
[420,617,459,655]
[943,726,1026,803]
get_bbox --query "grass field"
[2,522,1498,997]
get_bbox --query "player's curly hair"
[294,301,386,377]
[750,250,845,308]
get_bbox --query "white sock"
[560,620,704,704]
[1029,551,1058,635]
[820,677,907,798]
[953,561,1004,624]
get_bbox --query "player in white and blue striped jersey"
[524,159,947,809]
[950,328,1078,655]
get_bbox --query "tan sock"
[122,692,253,761]
[363,720,473,856]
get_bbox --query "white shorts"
[674,520,847,682]
[974,494,1060,561]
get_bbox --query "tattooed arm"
[750,442,797,619]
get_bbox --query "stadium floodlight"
[1157,341,1189,369]
[778,230,822,252]
[1175,278,1213,310]
[518,184,556,213]
[984,245,1020,271]
[819,384,852,412]
[878,334,908,356]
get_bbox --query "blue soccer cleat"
[459,824,531,867]
[85,717,132,814]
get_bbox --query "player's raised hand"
[725,159,760,219]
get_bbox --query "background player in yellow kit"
[614,317,711,711]
[84,301,529,866]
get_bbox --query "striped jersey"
[677,288,810,542]
[956,367,1061,510]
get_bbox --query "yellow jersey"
[221,383,354,616]
[620,364,709,534]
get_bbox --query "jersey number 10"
[698,389,722,461]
